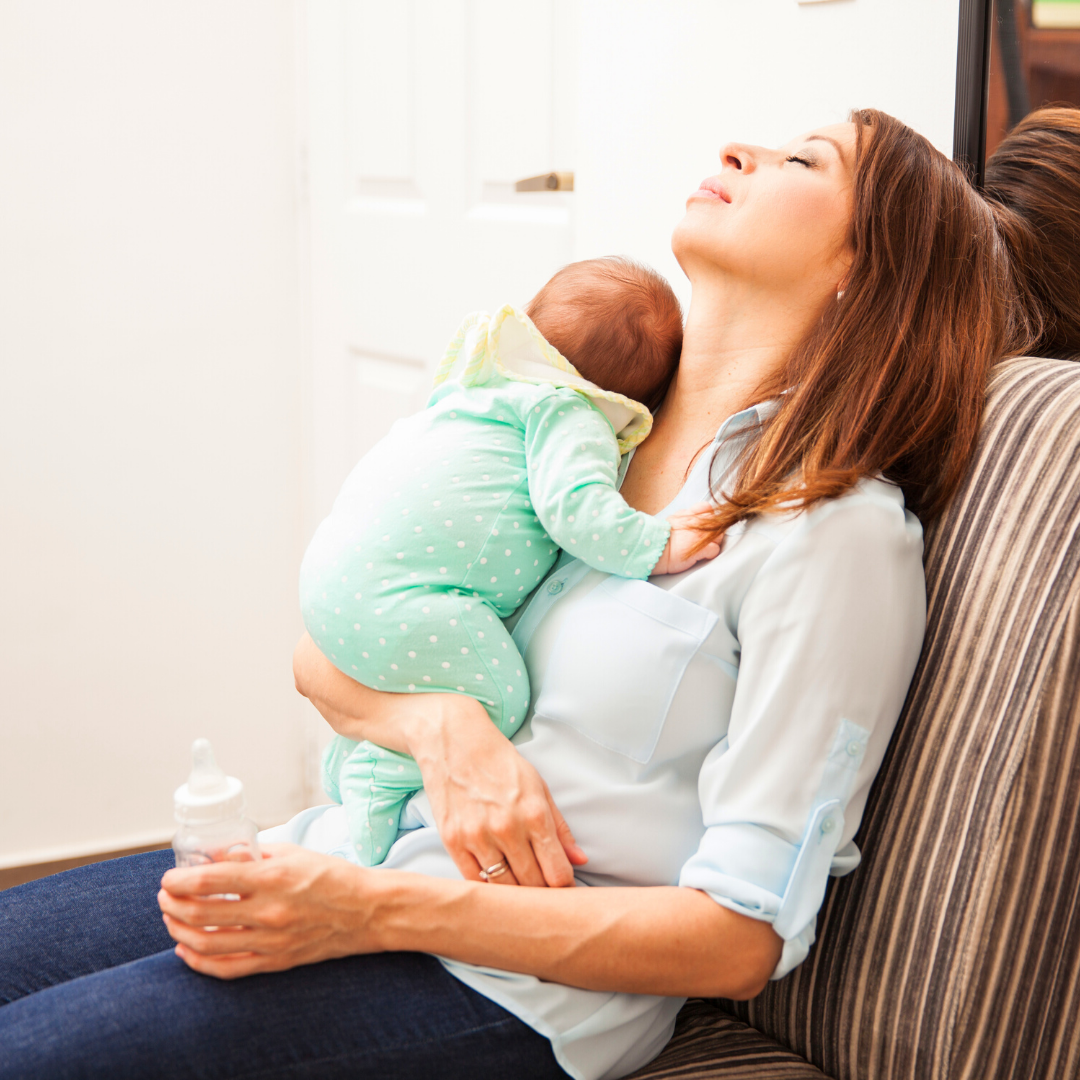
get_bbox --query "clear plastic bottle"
[172,738,260,867]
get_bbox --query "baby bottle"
[172,738,260,867]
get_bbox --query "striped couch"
[633,357,1080,1080]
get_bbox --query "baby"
[300,257,718,865]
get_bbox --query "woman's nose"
[720,143,756,173]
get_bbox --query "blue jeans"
[0,851,567,1079]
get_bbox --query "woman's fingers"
[158,846,386,979]
[470,850,521,887]
[158,889,252,928]
[174,944,265,980]
[467,793,580,888]
[526,808,577,888]
[484,834,540,887]
[161,861,260,899]
[485,779,582,888]
[482,796,564,887]
[160,843,299,901]
[174,939,330,979]
[411,698,582,888]
[546,785,588,866]
[162,913,266,955]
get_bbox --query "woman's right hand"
[403,691,588,888]
[293,634,587,888]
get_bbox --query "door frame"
[954,0,995,185]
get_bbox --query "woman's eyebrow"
[803,133,846,164]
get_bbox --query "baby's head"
[525,258,682,411]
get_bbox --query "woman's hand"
[159,844,378,979]
[406,692,588,888]
[293,633,587,888]
[159,843,781,998]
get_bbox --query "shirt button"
[846,740,863,758]
[821,818,836,835]
[547,579,564,595]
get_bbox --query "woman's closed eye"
[785,153,816,168]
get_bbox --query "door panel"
[303,0,580,796]
[302,0,962,801]
[337,0,578,467]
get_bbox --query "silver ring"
[479,860,509,882]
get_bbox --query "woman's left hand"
[160,843,783,998]
[158,844,377,979]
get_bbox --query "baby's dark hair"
[525,257,682,412]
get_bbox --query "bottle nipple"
[187,738,228,796]
[174,738,245,824]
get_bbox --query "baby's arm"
[523,390,718,578]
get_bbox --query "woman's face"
[672,122,856,301]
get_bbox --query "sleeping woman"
[0,109,1026,1080]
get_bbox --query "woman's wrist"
[361,866,474,955]
[398,692,493,767]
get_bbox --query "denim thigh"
[0,849,176,1004]
[0,851,566,1080]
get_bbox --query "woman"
[984,104,1080,360]
[0,110,1021,1080]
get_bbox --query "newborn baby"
[301,257,718,865]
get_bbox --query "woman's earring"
[837,289,845,302]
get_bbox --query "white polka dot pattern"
[299,374,668,868]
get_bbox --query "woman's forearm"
[293,631,464,755]
[293,631,584,886]
[371,870,782,1000]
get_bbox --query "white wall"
[574,0,962,312]
[0,0,308,865]
[0,0,964,868]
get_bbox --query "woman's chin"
[670,219,723,281]
[670,217,699,268]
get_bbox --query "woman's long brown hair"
[697,108,1030,544]
[985,105,1080,361]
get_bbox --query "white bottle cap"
[173,738,245,824]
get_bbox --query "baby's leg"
[332,590,532,865]
[333,742,424,864]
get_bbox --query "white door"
[300,0,581,794]
[304,0,579,502]
[300,0,962,799]
[305,0,962,513]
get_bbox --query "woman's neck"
[620,277,811,515]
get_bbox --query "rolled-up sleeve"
[678,490,926,978]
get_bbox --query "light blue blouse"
[263,400,927,1080]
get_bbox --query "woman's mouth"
[687,178,732,204]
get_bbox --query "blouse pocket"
[532,576,719,763]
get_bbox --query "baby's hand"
[652,502,721,576]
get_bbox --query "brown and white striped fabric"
[633,357,1080,1080]
[629,1001,828,1079]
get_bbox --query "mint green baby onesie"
[300,306,672,865]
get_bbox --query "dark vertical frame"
[953,0,995,187]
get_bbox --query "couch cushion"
[948,592,1080,1078]
[628,1000,829,1079]
[719,358,1080,1079]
